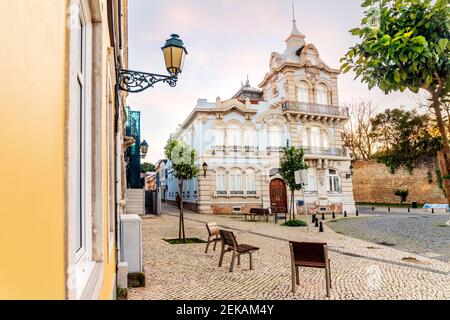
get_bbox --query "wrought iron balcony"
[282,101,349,117]
[301,146,348,157]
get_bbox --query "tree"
[165,139,199,243]
[371,108,442,173]
[279,146,309,221]
[140,162,155,173]
[342,101,378,160]
[341,0,450,203]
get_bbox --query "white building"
[165,18,356,215]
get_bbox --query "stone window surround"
[294,78,333,105]
[213,167,260,198]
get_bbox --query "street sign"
[295,170,308,185]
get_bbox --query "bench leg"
[296,266,300,285]
[205,238,211,254]
[328,259,332,288]
[291,263,296,293]
[237,254,241,266]
[213,235,219,251]
[325,267,331,298]
[249,252,254,270]
[229,252,236,272]
[218,244,225,267]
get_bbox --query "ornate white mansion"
[164,18,356,215]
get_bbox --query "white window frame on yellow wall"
[67,0,96,300]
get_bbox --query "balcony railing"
[301,147,348,157]
[282,101,349,117]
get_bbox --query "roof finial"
[292,2,296,23]
[245,74,250,86]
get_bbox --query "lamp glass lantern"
[162,34,188,78]
[346,163,354,179]
[202,162,208,178]
[140,140,149,158]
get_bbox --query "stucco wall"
[0,0,68,299]
[352,160,446,204]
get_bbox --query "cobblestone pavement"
[128,204,450,300]
[328,207,450,262]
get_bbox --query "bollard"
[322,213,325,220]
[388,207,391,212]
[372,206,374,211]
[315,219,319,227]
[344,211,347,218]
[319,222,324,232]
[332,212,336,219]
[408,207,410,213]
[312,214,316,224]
[356,210,359,217]
[432,208,434,214]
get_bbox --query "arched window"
[298,82,309,103]
[316,84,328,105]
[301,129,309,147]
[323,132,330,150]
[310,126,321,148]
[328,169,341,193]
[229,168,243,194]
[216,168,226,194]
[227,124,241,146]
[246,169,256,194]
[268,126,282,147]
[243,128,257,147]
[214,128,225,146]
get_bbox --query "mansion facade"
[165,19,356,215]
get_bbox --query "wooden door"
[270,179,288,213]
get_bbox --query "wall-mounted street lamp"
[202,162,208,178]
[117,34,188,93]
[140,140,149,159]
[346,163,354,179]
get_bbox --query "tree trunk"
[179,179,186,243]
[431,94,450,208]
[291,190,295,221]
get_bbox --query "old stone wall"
[352,160,446,204]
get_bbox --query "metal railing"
[301,146,347,157]
[282,101,349,117]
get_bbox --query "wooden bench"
[205,222,221,254]
[289,241,332,297]
[271,206,288,223]
[218,229,259,272]
[248,208,270,221]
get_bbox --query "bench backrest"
[206,222,220,237]
[289,241,328,265]
[220,229,237,248]
[249,208,269,215]
[271,206,287,214]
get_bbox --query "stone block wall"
[352,160,446,204]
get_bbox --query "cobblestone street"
[327,208,450,262]
[128,204,450,300]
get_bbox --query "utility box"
[120,214,142,273]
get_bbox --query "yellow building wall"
[0,0,68,299]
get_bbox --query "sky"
[127,0,419,164]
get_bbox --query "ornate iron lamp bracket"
[117,68,178,93]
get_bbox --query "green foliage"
[279,146,309,191]
[164,139,199,181]
[341,0,449,96]
[393,188,409,203]
[140,162,155,173]
[371,108,442,173]
[282,220,308,227]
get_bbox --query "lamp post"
[202,162,208,178]
[346,163,354,179]
[140,140,149,159]
[117,34,188,93]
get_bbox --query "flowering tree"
[165,139,199,243]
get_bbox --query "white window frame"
[229,169,243,193]
[328,169,341,193]
[305,168,317,192]
[246,170,256,193]
[67,0,95,300]
[316,84,328,105]
[268,126,282,147]
[298,82,309,103]
[216,170,226,193]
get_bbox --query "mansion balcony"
[281,101,349,120]
[209,145,348,158]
